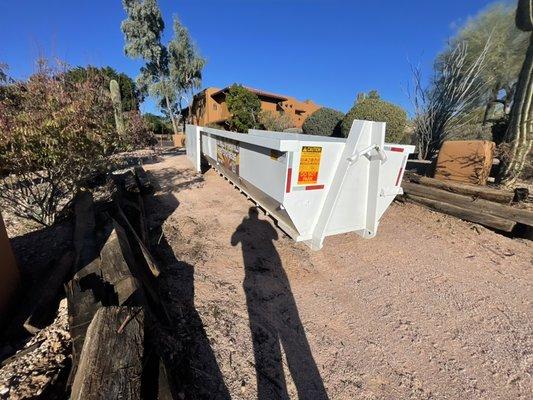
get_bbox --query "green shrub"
[258,110,294,131]
[226,84,261,133]
[341,96,408,142]
[302,107,344,137]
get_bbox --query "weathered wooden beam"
[403,182,533,227]
[70,306,144,400]
[23,251,74,334]
[73,191,97,272]
[100,224,142,306]
[66,258,105,384]
[405,194,516,232]
[134,166,154,195]
[124,170,140,194]
[405,173,514,204]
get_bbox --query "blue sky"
[0,0,502,115]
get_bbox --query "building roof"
[212,85,288,102]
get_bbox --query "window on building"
[213,104,218,110]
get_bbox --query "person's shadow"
[231,207,329,400]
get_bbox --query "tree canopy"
[226,84,261,133]
[64,66,142,112]
[121,0,205,134]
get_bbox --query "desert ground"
[135,152,533,399]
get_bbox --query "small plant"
[302,107,344,137]
[341,92,408,142]
[258,110,294,132]
[225,84,261,133]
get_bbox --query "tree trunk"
[164,93,179,135]
[500,33,533,185]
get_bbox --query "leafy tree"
[121,0,205,135]
[122,0,177,134]
[225,84,261,133]
[341,91,408,142]
[367,90,380,100]
[438,4,529,124]
[302,107,344,137]
[258,110,294,131]
[168,17,205,128]
[0,59,153,226]
[64,66,142,112]
[143,113,173,135]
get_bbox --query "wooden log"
[405,173,515,204]
[405,194,517,232]
[124,170,140,193]
[134,166,154,194]
[23,251,74,334]
[403,182,533,227]
[73,191,97,272]
[115,207,160,278]
[100,224,142,306]
[66,258,105,384]
[70,306,144,400]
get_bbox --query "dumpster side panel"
[185,124,201,172]
[240,143,288,203]
[283,141,344,238]
[376,145,415,219]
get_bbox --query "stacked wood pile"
[402,172,533,235]
[65,167,179,399]
[1,166,180,399]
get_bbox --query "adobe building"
[183,86,321,129]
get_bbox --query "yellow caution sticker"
[298,146,322,184]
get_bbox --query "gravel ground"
[0,299,70,400]
[144,154,532,400]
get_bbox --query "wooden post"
[0,212,19,323]
[70,306,144,400]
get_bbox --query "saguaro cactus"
[110,79,125,136]
[500,0,533,184]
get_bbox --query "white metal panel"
[283,140,344,238]
[239,143,288,203]
[376,144,415,220]
[185,124,201,172]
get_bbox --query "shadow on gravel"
[232,207,329,400]
[148,191,230,399]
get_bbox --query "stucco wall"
[0,212,19,317]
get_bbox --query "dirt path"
[145,153,532,400]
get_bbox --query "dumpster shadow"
[231,207,328,400]
[147,191,231,399]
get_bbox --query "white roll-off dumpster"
[186,120,414,250]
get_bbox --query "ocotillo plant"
[110,79,125,136]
